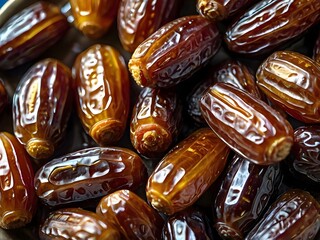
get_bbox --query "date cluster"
[0,0,320,239]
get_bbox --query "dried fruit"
[313,32,320,63]
[0,78,8,114]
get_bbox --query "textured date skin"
[256,51,320,123]
[200,82,293,165]
[214,154,282,239]
[39,208,121,240]
[12,58,73,160]
[314,32,320,63]
[225,0,320,56]
[70,0,119,39]
[118,0,181,52]
[0,132,37,229]
[34,147,147,207]
[0,1,70,69]
[73,44,130,146]
[96,189,164,240]
[130,87,182,158]
[0,79,8,114]
[128,15,221,88]
[245,189,320,239]
[146,128,230,215]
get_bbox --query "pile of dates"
[0,0,320,239]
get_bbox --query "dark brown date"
[200,82,294,165]
[256,51,320,124]
[39,208,121,240]
[224,0,320,56]
[12,58,73,160]
[0,1,70,69]
[130,87,182,158]
[245,189,320,239]
[34,147,147,207]
[0,78,8,114]
[0,132,37,229]
[96,189,164,240]
[314,32,320,63]
[214,154,282,239]
[128,15,221,88]
[146,128,230,215]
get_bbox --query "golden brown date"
[224,0,320,56]
[256,51,320,124]
[146,128,230,215]
[0,132,37,229]
[96,189,164,240]
[34,147,147,207]
[12,58,73,160]
[245,189,320,239]
[314,32,320,63]
[70,0,119,39]
[130,87,182,158]
[39,208,121,240]
[128,15,221,88]
[0,1,70,69]
[118,0,181,52]
[200,82,293,165]
[0,78,8,114]
[73,44,130,146]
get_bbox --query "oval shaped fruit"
[256,51,320,123]
[12,58,73,160]
[96,189,164,240]
[73,44,130,146]
[200,82,294,165]
[128,15,221,88]
[0,78,8,114]
[0,1,70,69]
[146,128,230,215]
[34,147,147,207]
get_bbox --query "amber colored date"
[245,189,320,239]
[39,208,121,240]
[118,0,181,52]
[214,154,282,239]
[12,58,73,160]
[70,0,119,39]
[314,32,320,63]
[200,82,293,165]
[0,1,69,69]
[73,44,130,146]
[224,0,320,56]
[146,128,230,215]
[0,79,8,114]
[96,189,164,240]
[34,147,147,207]
[128,15,221,88]
[130,87,182,158]
[256,51,320,124]
[0,132,37,229]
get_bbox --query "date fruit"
[12,58,73,160]
[34,147,147,207]
[73,44,130,146]
[128,15,221,88]
[146,128,230,215]
[256,51,320,124]
[0,78,8,114]
[200,82,293,165]
[314,32,320,63]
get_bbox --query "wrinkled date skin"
[256,51,320,124]
[34,147,147,207]
[245,189,320,239]
[12,58,73,160]
[39,208,121,240]
[0,1,70,69]
[146,128,230,215]
[70,0,119,39]
[73,44,130,146]
[0,132,37,229]
[118,0,181,52]
[214,154,282,239]
[128,15,221,88]
[0,79,8,114]
[162,207,214,240]
[96,189,164,240]
[224,0,320,56]
[314,32,320,63]
[130,87,182,158]
[200,82,294,165]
